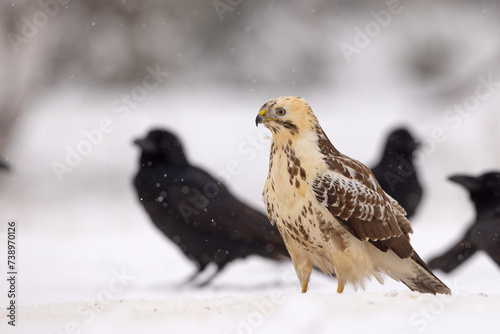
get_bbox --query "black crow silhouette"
[0,159,9,170]
[133,129,289,286]
[429,172,500,272]
[371,128,423,219]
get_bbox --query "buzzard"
[255,96,450,295]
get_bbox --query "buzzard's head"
[255,96,318,137]
[134,129,188,165]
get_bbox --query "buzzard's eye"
[276,108,286,116]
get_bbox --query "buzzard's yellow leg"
[284,235,313,294]
[337,283,344,294]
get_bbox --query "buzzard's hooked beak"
[255,110,266,127]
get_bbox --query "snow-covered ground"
[1,1,500,333]
[0,82,499,333]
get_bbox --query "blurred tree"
[0,0,499,156]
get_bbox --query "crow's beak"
[0,160,9,171]
[255,110,266,127]
[448,175,480,192]
[410,140,421,153]
[133,138,155,153]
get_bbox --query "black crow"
[429,172,500,272]
[371,128,423,219]
[133,129,289,286]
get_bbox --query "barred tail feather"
[401,253,451,295]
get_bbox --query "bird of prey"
[429,172,500,272]
[133,129,289,286]
[371,128,423,219]
[255,96,450,295]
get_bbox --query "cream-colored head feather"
[255,96,319,138]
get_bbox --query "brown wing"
[312,172,414,259]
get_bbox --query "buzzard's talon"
[301,282,308,293]
[337,284,344,294]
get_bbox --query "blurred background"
[0,0,499,310]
